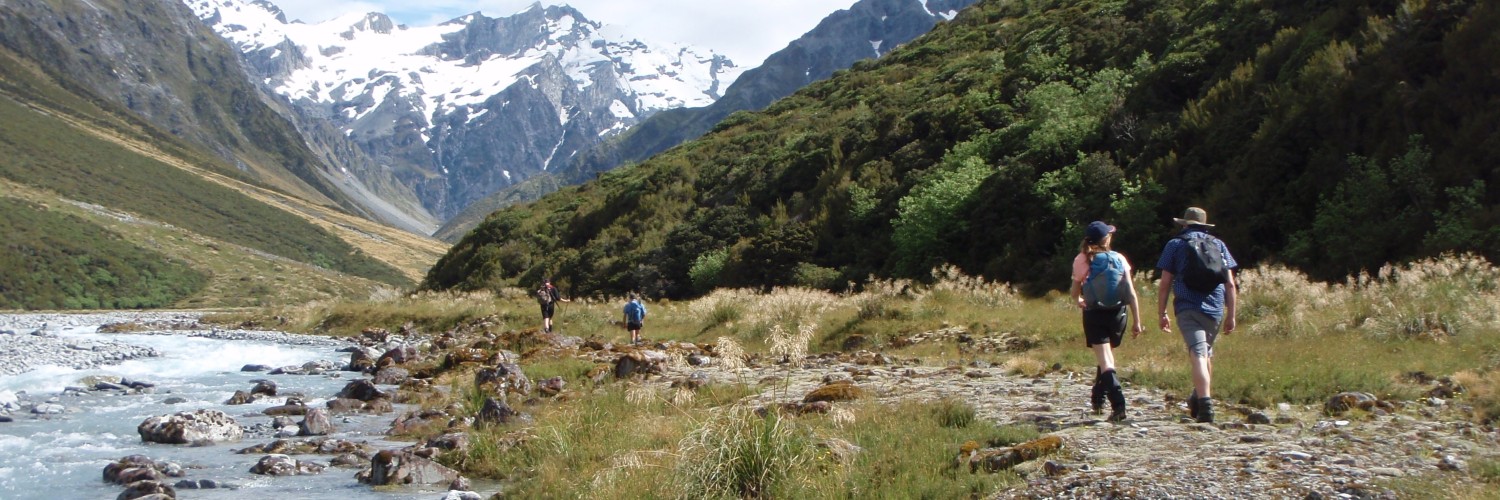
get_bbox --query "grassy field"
[214,254,1500,497]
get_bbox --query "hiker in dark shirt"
[1070,221,1144,422]
[1156,207,1238,423]
[537,278,569,333]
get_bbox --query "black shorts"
[540,303,555,319]
[626,321,643,331]
[1082,307,1127,348]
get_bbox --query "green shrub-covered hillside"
[425,0,1500,298]
[0,198,207,309]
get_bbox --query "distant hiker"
[536,278,568,333]
[1070,221,1144,422]
[1156,207,1238,424]
[623,292,647,345]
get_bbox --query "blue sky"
[270,0,860,65]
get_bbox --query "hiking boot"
[1090,372,1106,414]
[1102,370,1127,422]
[1187,392,1200,420]
[1196,397,1215,424]
[1107,408,1128,422]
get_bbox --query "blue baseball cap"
[1085,221,1116,244]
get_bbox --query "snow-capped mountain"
[186,0,743,220]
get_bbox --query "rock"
[819,437,863,464]
[687,354,712,366]
[427,432,470,453]
[137,410,242,444]
[1247,412,1272,424]
[251,380,277,397]
[250,454,325,476]
[671,372,710,391]
[1370,467,1405,477]
[161,397,188,405]
[298,408,335,436]
[225,391,256,405]
[336,380,387,402]
[373,367,410,385]
[614,350,669,379]
[475,363,531,396]
[444,348,490,368]
[476,397,530,426]
[1439,455,1465,471]
[537,376,566,397]
[263,401,309,417]
[173,479,232,489]
[1325,392,1378,415]
[357,449,460,486]
[377,345,420,367]
[1279,451,1314,462]
[104,455,172,484]
[450,476,473,491]
[117,480,175,500]
[803,381,865,403]
[32,403,65,414]
[441,491,484,500]
[331,453,364,467]
[240,364,271,372]
[348,347,380,372]
[975,436,1064,472]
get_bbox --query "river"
[0,312,456,500]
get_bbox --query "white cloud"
[268,0,858,65]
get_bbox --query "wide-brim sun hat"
[1173,207,1215,227]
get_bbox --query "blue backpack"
[1083,251,1126,309]
[624,301,646,323]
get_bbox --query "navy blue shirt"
[1156,227,1238,319]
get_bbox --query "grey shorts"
[1177,309,1222,358]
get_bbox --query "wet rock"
[377,345,419,367]
[103,455,181,485]
[298,408,335,436]
[117,480,175,500]
[240,364,271,372]
[250,380,277,397]
[336,380,387,402]
[331,453,364,467]
[357,449,460,486]
[161,397,188,405]
[440,491,484,500]
[249,454,325,476]
[137,410,242,444]
[263,398,308,417]
[172,479,234,489]
[225,391,257,405]
[32,403,65,414]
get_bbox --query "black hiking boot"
[1187,392,1200,420]
[1102,370,1127,422]
[1196,397,1215,424]
[1090,370,1106,414]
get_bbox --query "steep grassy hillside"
[425,0,1500,298]
[0,42,446,309]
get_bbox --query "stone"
[161,397,188,405]
[137,410,242,444]
[441,491,484,500]
[803,381,865,403]
[444,348,490,368]
[225,391,256,405]
[250,380,277,397]
[298,408,335,436]
[537,376,566,397]
[336,380,387,402]
[475,363,532,396]
[373,367,410,385]
[1325,392,1378,415]
[976,435,1064,472]
[358,449,460,486]
[240,364,271,372]
[1247,412,1272,425]
[377,345,420,367]
[117,480,175,500]
[476,397,529,426]
[427,432,470,453]
[250,454,325,476]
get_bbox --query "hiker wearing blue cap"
[1070,220,1144,422]
[1156,207,1238,424]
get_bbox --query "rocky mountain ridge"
[188,0,744,223]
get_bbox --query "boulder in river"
[298,408,335,436]
[356,449,459,486]
[117,479,176,499]
[137,409,243,445]
[249,454,325,476]
[336,380,387,402]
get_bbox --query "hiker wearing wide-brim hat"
[1070,220,1144,423]
[1155,207,1238,424]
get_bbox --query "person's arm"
[1122,270,1144,337]
[1223,270,1237,334]
[1157,270,1174,332]
[1070,280,1085,310]
[1069,253,1087,310]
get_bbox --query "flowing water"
[0,314,450,500]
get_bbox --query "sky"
[269,0,861,65]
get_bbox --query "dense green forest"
[424,0,1500,298]
[0,198,207,309]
